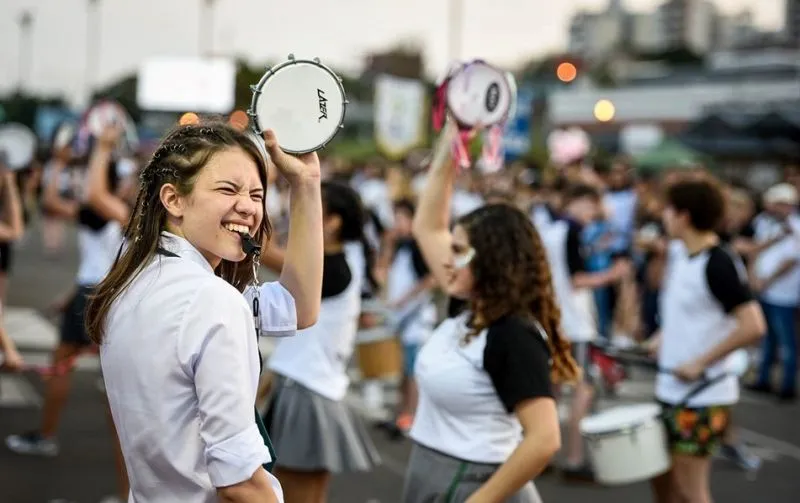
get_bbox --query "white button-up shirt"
[101,232,296,503]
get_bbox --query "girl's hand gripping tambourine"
[432,60,516,171]
[248,54,348,155]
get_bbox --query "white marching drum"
[446,60,513,128]
[580,403,671,485]
[0,123,37,171]
[248,54,347,155]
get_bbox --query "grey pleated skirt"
[402,442,543,503]
[263,374,381,473]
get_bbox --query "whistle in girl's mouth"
[238,231,262,256]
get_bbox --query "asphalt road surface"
[2,222,800,502]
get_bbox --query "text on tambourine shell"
[317,89,328,123]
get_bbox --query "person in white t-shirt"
[403,120,580,503]
[376,198,437,434]
[7,128,137,503]
[539,183,631,482]
[81,122,323,503]
[748,183,800,401]
[262,181,381,503]
[647,176,765,503]
[39,133,79,256]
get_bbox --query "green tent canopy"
[634,139,704,171]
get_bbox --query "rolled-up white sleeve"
[177,281,271,488]
[243,282,297,337]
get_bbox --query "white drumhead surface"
[87,102,126,136]
[254,61,345,154]
[446,62,511,127]
[580,403,662,435]
[0,123,37,170]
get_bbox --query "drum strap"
[672,373,732,409]
[155,247,277,473]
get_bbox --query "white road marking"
[0,373,42,408]
[738,429,800,463]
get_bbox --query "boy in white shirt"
[649,176,765,503]
[748,183,800,401]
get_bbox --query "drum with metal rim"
[0,123,37,171]
[445,60,513,129]
[248,54,347,155]
[580,403,671,485]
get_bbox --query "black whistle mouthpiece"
[239,232,262,256]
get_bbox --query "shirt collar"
[159,232,215,274]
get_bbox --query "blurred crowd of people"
[0,120,797,502]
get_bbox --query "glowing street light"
[593,99,615,122]
[556,62,577,83]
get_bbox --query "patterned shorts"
[659,402,731,457]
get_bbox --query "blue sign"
[502,86,535,161]
[35,107,78,144]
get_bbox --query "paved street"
[2,222,800,502]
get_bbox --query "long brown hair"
[458,203,580,384]
[85,122,271,344]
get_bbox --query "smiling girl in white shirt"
[84,122,323,503]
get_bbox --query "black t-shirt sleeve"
[565,223,586,276]
[483,317,554,414]
[321,252,352,298]
[705,246,753,313]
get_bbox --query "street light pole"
[86,0,100,104]
[448,0,463,62]
[17,10,33,92]
[200,0,217,57]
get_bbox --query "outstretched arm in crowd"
[411,121,459,288]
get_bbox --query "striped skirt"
[263,374,381,473]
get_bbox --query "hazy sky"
[0,0,786,106]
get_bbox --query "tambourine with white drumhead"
[445,60,513,129]
[248,54,347,155]
[430,60,516,171]
[0,123,37,171]
[76,99,139,158]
